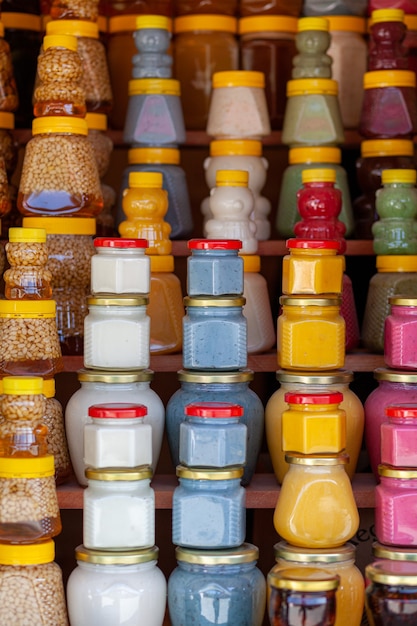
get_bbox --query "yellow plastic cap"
[212,70,265,89]
[377,255,417,272]
[239,15,297,34]
[128,78,180,96]
[289,146,341,164]
[42,34,78,51]
[150,254,174,272]
[0,455,55,478]
[22,216,96,235]
[2,375,44,395]
[174,14,237,34]
[136,15,170,30]
[240,254,261,272]
[287,78,338,96]
[361,139,414,158]
[382,169,417,185]
[216,169,249,187]
[46,18,99,39]
[32,116,88,136]
[210,140,262,157]
[302,168,336,184]
[404,14,417,31]
[0,299,56,316]
[8,227,46,243]
[2,13,41,32]
[0,111,14,129]
[371,9,404,24]
[297,17,329,32]
[0,540,55,565]
[364,70,416,89]
[128,147,180,165]
[128,171,163,188]
[325,16,366,33]
[42,378,55,398]
[85,113,107,131]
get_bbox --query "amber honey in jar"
[366,560,417,624]
[4,227,52,300]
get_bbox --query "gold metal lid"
[372,542,417,562]
[85,466,153,481]
[75,544,159,565]
[279,295,342,307]
[366,560,417,585]
[176,465,244,480]
[388,296,417,306]
[378,464,417,479]
[276,369,353,385]
[374,367,417,383]
[77,369,154,383]
[175,543,258,565]
[184,296,246,307]
[87,296,149,307]
[268,567,340,591]
[285,453,349,466]
[177,369,253,383]
[274,541,356,564]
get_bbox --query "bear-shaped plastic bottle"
[292,16,333,79]
[132,15,173,79]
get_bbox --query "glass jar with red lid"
[187,238,243,297]
[381,404,417,466]
[91,237,150,296]
[385,296,417,369]
[282,239,344,296]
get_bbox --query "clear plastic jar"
[84,403,152,469]
[278,296,345,371]
[166,369,264,486]
[385,297,417,368]
[22,216,95,356]
[183,296,247,370]
[376,465,417,546]
[85,112,113,179]
[174,15,239,130]
[0,455,61,542]
[207,70,271,139]
[271,542,364,626]
[282,239,344,295]
[179,402,246,468]
[84,466,154,550]
[274,453,359,549]
[84,296,150,370]
[0,20,18,113]
[0,300,63,377]
[0,541,68,626]
[65,369,164,486]
[366,560,417,626]
[187,238,243,296]
[46,19,112,113]
[381,404,417,467]
[67,545,167,626]
[91,237,150,295]
[265,370,364,483]
[4,226,52,300]
[49,0,100,20]
[168,544,266,626]
[172,465,245,548]
[0,111,18,178]
[18,117,103,218]
[42,377,71,485]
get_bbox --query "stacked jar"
[18,31,102,355]
[354,9,417,237]
[122,15,193,239]
[0,374,68,624]
[118,171,184,354]
[168,400,266,625]
[166,236,265,486]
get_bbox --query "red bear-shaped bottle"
[368,8,408,71]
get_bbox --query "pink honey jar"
[381,404,417,467]
[384,296,417,369]
[375,465,417,546]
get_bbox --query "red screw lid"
[188,239,242,250]
[284,392,344,405]
[88,403,148,419]
[184,402,244,418]
[385,404,417,419]
[286,239,341,251]
[94,238,148,249]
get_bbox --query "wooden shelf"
[57,472,377,510]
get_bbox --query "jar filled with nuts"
[0,376,48,458]
[50,0,100,21]
[0,20,19,113]
[0,455,61,541]
[34,33,86,118]
[0,541,68,625]
[18,117,103,217]
[4,227,52,300]
[42,378,71,485]
[0,300,63,376]
[0,112,18,177]
[46,19,112,113]
[23,215,96,355]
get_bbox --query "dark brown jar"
[366,560,417,624]
[240,0,302,17]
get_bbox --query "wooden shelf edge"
[57,473,377,510]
